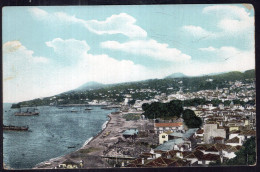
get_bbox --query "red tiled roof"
[201,154,220,161]
[155,122,183,128]
[193,150,204,160]
[196,129,204,134]
[195,145,209,151]
[125,163,137,167]
[214,143,231,151]
[144,157,172,167]
[169,159,191,167]
[129,158,142,165]
[226,137,240,143]
[214,137,224,140]
[240,130,256,136]
[185,153,197,159]
[205,146,219,152]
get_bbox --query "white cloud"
[203,5,254,34]
[199,46,216,51]
[3,41,49,65]
[46,38,90,58]
[46,38,154,84]
[3,39,156,102]
[28,7,48,19]
[183,5,254,38]
[186,46,255,76]
[3,41,50,103]
[84,13,147,38]
[101,39,191,62]
[156,46,254,77]
[182,25,216,38]
[28,8,147,38]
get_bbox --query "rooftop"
[155,122,183,128]
[155,138,185,151]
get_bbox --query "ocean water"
[3,103,117,169]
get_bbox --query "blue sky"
[3,4,255,102]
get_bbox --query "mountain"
[13,69,255,107]
[210,69,255,81]
[165,73,187,79]
[75,81,105,91]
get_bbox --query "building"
[57,159,83,169]
[159,131,173,144]
[154,122,183,134]
[204,124,226,144]
[122,128,139,139]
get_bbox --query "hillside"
[165,73,187,79]
[75,81,105,91]
[12,69,255,107]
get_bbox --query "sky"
[2,4,255,103]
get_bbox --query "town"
[34,72,256,169]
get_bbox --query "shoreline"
[87,114,112,145]
[34,109,148,169]
[34,112,113,169]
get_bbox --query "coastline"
[34,109,149,169]
[34,112,113,169]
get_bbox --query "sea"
[3,103,117,169]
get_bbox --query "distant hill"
[165,73,187,79]
[210,69,255,81]
[13,69,255,107]
[75,81,105,91]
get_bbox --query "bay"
[3,103,116,169]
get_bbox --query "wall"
[204,124,226,144]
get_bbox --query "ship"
[3,125,29,131]
[15,108,39,116]
[70,108,78,112]
[101,106,112,110]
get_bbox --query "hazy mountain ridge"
[75,81,105,91]
[165,72,187,79]
[13,69,255,107]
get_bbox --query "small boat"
[101,106,112,110]
[15,108,39,116]
[67,146,76,149]
[85,108,92,110]
[3,125,29,131]
[70,108,77,112]
[15,112,39,116]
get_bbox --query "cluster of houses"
[122,118,255,167]
[54,79,255,168]
[121,81,256,167]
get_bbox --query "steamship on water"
[15,108,39,116]
[3,125,29,131]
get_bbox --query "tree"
[128,99,136,106]
[141,100,183,119]
[210,137,256,166]
[182,109,202,128]
[225,137,256,165]
[167,100,183,118]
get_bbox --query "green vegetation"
[182,98,255,107]
[225,137,256,165]
[142,100,202,128]
[123,113,141,121]
[11,104,21,108]
[210,137,256,166]
[142,100,183,119]
[12,69,255,107]
[182,109,202,128]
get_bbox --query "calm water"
[3,103,116,169]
